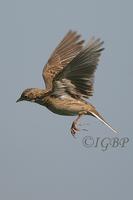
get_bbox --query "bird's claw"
[71,122,80,137]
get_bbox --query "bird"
[16,30,117,136]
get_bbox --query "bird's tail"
[89,109,117,133]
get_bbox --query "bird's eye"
[23,95,27,99]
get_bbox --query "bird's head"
[16,88,45,103]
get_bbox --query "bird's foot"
[71,122,89,137]
[71,121,80,137]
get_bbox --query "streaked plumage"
[17,30,117,136]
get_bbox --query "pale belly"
[43,97,89,116]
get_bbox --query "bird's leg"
[71,114,82,137]
[71,111,88,137]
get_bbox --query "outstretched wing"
[42,31,84,90]
[52,37,104,99]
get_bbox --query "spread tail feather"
[89,110,117,133]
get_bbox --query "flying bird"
[16,30,117,136]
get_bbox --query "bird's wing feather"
[42,31,84,90]
[52,37,104,99]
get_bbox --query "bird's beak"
[16,97,22,103]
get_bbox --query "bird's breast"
[39,96,89,116]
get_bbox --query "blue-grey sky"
[0,0,133,199]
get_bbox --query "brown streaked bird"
[16,30,117,136]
